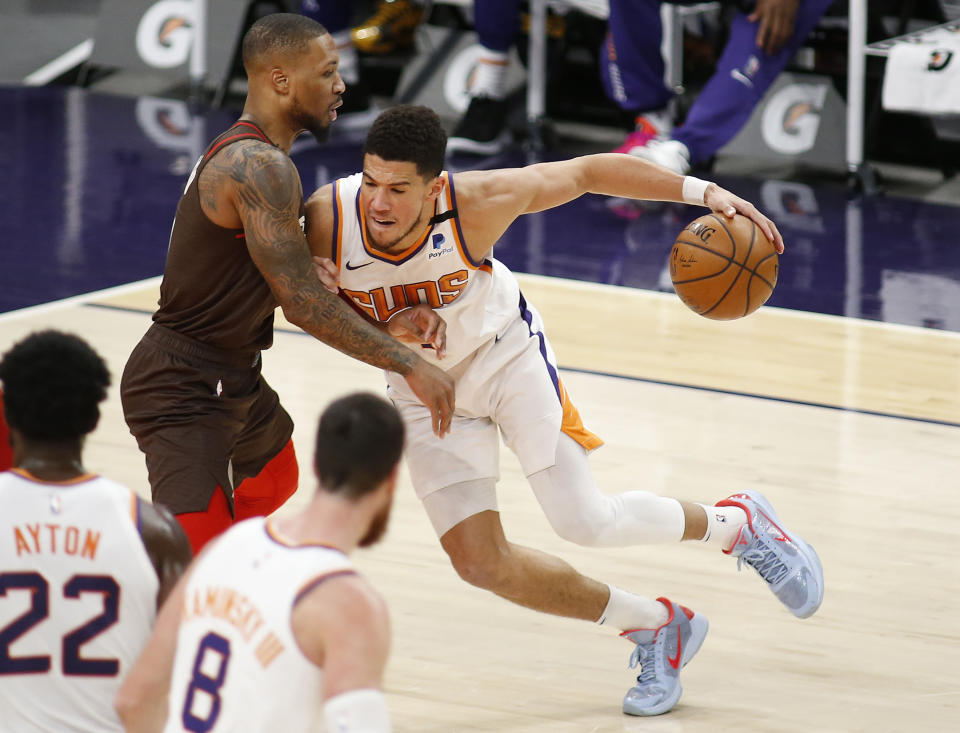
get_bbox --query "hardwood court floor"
[2,275,957,732]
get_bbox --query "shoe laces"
[737,534,790,586]
[628,640,658,684]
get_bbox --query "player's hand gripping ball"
[670,213,778,320]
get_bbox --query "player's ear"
[381,464,399,499]
[270,66,290,95]
[426,174,445,201]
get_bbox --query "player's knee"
[540,496,611,546]
[446,546,508,591]
[234,439,299,520]
[548,514,605,547]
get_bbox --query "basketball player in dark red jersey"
[0,390,12,470]
[120,13,453,554]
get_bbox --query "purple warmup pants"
[475,0,522,53]
[601,0,835,164]
[299,0,352,32]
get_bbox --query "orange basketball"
[669,213,779,320]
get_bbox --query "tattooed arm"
[208,140,454,436]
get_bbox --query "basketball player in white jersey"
[0,330,192,732]
[303,105,824,717]
[115,392,403,733]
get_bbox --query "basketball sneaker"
[717,490,824,619]
[351,0,423,54]
[621,598,709,717]
[612,112,670,155]
[447,96,511,155]
[629,139,691,175]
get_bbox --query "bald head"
[241,13,328,74]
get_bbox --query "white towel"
[882,28,960,115]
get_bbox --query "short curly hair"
[242,13,327,73]
[0,330,111,442]
[363,105,446,179]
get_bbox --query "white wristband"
[682,176,710,206]
[324,689,392,732]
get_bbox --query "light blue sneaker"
[621,598,709,716]
[718,490,825,619]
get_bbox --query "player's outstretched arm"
[232,145,454,436]
[292,574,393,732]
[138,499,192,608]
[455,155,697,262]
[458,155,782,261]
[458,154,684,221]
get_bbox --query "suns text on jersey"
[343,269,469,321]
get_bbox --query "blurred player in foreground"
[116,392,404,733]
[0,330,191,731]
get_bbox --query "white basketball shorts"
[386,295,602,501]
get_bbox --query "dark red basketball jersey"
[153,121,305,353]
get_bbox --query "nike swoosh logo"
[345,260,373,270]
[730,69,754,88]
[667,635,682,669]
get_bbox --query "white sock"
[331,30,359,85]
[597,585,669,631]
[697,503,748,551]
[470,48,509,100]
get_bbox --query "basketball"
[669,213,779,320]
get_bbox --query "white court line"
[2,270,958,345]
[515,272,960,342]
[0,277,161,324]
[23,38,94,86]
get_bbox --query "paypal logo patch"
[428,232,454,259]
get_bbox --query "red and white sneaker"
[621,598,709,716]
[718,490,825,619]
[612,111,672,155]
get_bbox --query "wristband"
[324,689,392,732]
[682,176,710,206]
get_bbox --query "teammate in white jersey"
[116,392,404,733]
[303,105,825,717]
[0,330,192,732]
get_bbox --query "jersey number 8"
[181,631,232,732]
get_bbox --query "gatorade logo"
[761,82,828,155]
[136,0,195,69]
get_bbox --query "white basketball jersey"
[0,469,159,732]
[332,171,521,370]
[164,518,354,733]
